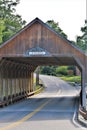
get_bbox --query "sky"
[16,0,86,41]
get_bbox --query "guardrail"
[79,108,87,120]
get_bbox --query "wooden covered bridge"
[0,18,87,109]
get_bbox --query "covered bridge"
[0,18,87,109]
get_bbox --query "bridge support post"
[9,77,12,103]
[31,72,34,91]
[26,71,29,94]
[5,76,8,103]
[28,72,31,93]
[36,67,40,86]
[0,68,3,102]
[81,69,87,110]
[30,72,33,92]
[25,70,29,96]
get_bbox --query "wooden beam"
[81,68,87,110]
[0,66,3,102]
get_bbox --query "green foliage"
[40,66,76,76]
[0,0,19,18]
[76,20,87,52]
[0,19,5,43]
[56,66,68,76]
[40,66,56,76]
[59,76,81,84]
[67,66,76,75]
[46,20,67,39]
[36,85,41,90]
[0,0,26,44]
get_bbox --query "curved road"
[0,75,85,130]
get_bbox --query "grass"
[58,75,81,84]
[36,85,41,90]
[33,78,43,90]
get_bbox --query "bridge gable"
[0,18,85,58]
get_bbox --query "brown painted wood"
[0,18,87,109]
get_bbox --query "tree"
[0,0,26,44]
[0,19,5,43]
[46,20,67,39]
[40,66,56,76]
[76,20,87,52]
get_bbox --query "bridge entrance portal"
[0,18,87,109]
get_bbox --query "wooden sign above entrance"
[24,46,50,57]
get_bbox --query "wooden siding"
[0,18,87,109]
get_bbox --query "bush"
[56,66,68,76]
[40,66,56,76]
[59,76,81,83]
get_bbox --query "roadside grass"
[36,85,41,90]
[58,75,81,84]
[34,78,44,94]
[34,78,44,90]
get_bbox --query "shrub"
[56,66,68,75]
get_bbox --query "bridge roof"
[0,18,86,70]
[0,17,85,55]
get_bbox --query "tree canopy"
[76,20,87,52]
[0,0,26,44]
[46,20,68,39]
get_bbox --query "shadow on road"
[0,96,79,125]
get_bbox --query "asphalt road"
[0,75,85,130]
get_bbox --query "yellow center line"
[0,99,51,130]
